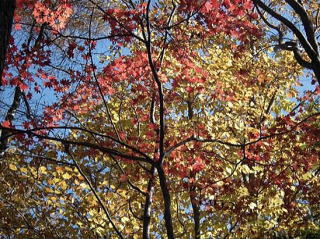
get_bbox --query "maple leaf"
[19,82,29,91]
[1,120,11,128]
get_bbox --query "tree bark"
[190,188,201,239]
[157,165,175,239]
[143,167,155,239]
[0,87,21,153]
[0,0,16,84]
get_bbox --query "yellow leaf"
[238,187,249,197]
[59,181,68,190]
[301,172,312,180]
[65,167,72,171]
[39,166,47,174]
[225,167,233,175]
[240,165,252,174]
[80,183,88,189]
[62,173,72,180]
[89,209,97,216]
[249,202,256,209]
[121,217,129,223]
[9,164,17,171]
[50,196,57,201]
[45,187,54,193]
[20,167,28,173]
[226,102,233,108]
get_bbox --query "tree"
[253,0,320,84]
[0,0,16,85]
[0,0,319,238]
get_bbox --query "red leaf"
[19,83,29,91]
[119,174,128,182]
[1,120,11,128]
[23,121,31,129]
[243,0,253,10]
[204,2,212,12]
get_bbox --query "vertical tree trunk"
[0,0,18,155]
[0,0,16,84]
[190,187,201,239]
[143,167,155,239]
[157,165,175,239]
[0,87,21,153]
[312,61,320,84]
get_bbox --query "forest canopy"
[0,0,320,238]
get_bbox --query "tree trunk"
[0,0,16,84]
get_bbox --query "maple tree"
[0,0,319,238]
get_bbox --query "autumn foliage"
[0,0,319,238]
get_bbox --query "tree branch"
[66,150,124,239]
